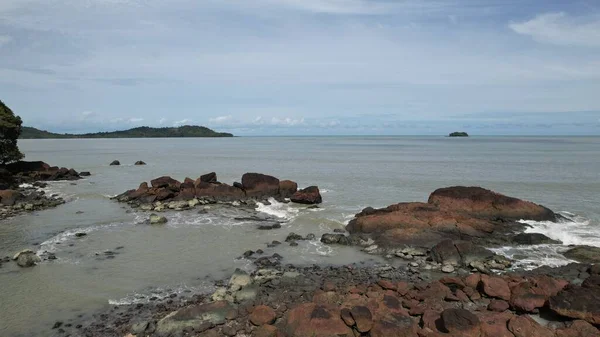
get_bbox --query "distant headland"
[448,131,469,137]
[19,125,234,139]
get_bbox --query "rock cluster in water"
[115,172,322,211]
[0,160,86,219]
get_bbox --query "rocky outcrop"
[115,172,319,208]
[134,161,146,166]
[109,160,120,166]
[513,233,561,245]
[13,249,41,267]
[550,278,600,324]
[290,186,322,205]
[346,186,556,247]
[563,246,600,263]
[4,160,82,184]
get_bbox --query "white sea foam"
[491,245,575,270]
[108,283,214,306]
[256,198,299,220]
[518,212,600,246]
[38,222,130,254]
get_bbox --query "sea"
[0,136,599,336]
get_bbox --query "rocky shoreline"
[54,185,600,337]
[0,160,85,220]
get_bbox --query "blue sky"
[0,0,599,135]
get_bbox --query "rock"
[258,223,282,230]
[563,246,600,263]
[74,232,87,238]
[253,325,280,337]
[350,306,373,333]
[151,176,181,190]
[156,301,237,335]
[480,275,511,301]
[513,233,561,245]
[550,285,600,324]
[431,239,461,266]
[428,186,556,221]
[250,305,277,326]
[290,186,322,205]
[442,265,455,273]
[200,172,218,183]
[109,160,120,166]
[284,303,353,337]
[235,285,258,303]
[80,171,91,176]
[488,300,510,312]
[229,269,252,289]
[370,314,418,337]
[320,233,351,245]
[242,173,280,198]
[0,189,22,206]
[13,249,41,267]
[555,320,600,337]
[285,233,304,242]
[507,315,554,337]
[149,214,168,224]
[279,180,298,198]
[134,161,146,165]
[441,308,481,337]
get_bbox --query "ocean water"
[0,136,599,336]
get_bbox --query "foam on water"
[519,212,600,246]
[255,198,300,221]
[108,282,214,306]
[490,245,575,270]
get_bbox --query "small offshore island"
[448,132,469,137]
[20,125,233,139]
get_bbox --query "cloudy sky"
[1,0,599,135]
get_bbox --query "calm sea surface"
[1,136,599,336]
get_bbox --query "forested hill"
[20,125,234,139]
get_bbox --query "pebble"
[442,265,455,273]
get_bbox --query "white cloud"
[0,35,12,48]
[270,117,305,126]
[158,117,167,124]
[208,115,233,124]
[128,117,144,123]
[510,12,600,47]
[173,119,192,126]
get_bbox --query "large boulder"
[513,233,561,245]
[200,172,217,184]
[5,161,51,173]
[195,182,245,201]
[155,301,237,335]
[291,186,322,205]
[279,180,298,198]
[151,176,181,190]
[109,160,120,166]
[550,286,600,324]
[507,315,554,337]
[428,186,556,221]
[441,309,481,337]
[241,173,280,198]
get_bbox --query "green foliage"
[0,100,24,164]
[20,125,234,139]
[448,132,469,137]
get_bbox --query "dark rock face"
[242,173,280,198]
[134,161,146,166]
[320,233,351,245]
[513,233,561,245]
[347,186,557,247]
[200,172,217,184]
[279,180,298,198]
[109,160,120,166]
[441,309,480,336]
[151,176,181,190]
[291,186,322,205]
[563,246,600,263]
[550,284,600,324]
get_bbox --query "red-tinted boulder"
[441,309,481,337]
[279,180,298,198]
[478,311,515,337]
[284,303,353,337]
[195,182,245,201]
[428,186,556,221]
[550,286,600,324]
[507,315,554,337]
[510,276,568,313]
[481,275,511,301]
[241,173,280,198]
[151,176,181,190]
[0,189,21,206]
[250,305,277,326]
[350,306,373,333]
[488,300,510,312]
[200,172,217,184]
[370,313,419,337]
[555,320,600,337]
[291,186,322,205]
[156,188,176,201]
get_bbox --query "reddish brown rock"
[279,180,298,198]
[200,172,217,183]
[478,311,515,337]
[370,314,419,337]
[340,308,355,327]
[195,182,246,200]
[242,173,280,198]
[290,186,322,205]
[284,303,353,337]
[350,306,373,333]
[550,286,600,324]
[428,186,556,221]
[510,276,568,313]
[507,315,553,337]
[253,324,281,337]
[378,280,397,291]
[441,308,481,337]
[488,300,509,312]
[481,275,511,301]
[250,305,277,326]
[151,176,181,190]
[555,320,600,337]
[0,189,21,206]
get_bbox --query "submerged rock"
[149,214,168,225]
[134,161,146,166]
[155,300,237,335]
[513,233,561,245]
[563,246,600,263]
[109,160,120,166]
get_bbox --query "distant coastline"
[19,125,234,139]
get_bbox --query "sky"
[0,0,599,136]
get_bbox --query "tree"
[0,100,24,164]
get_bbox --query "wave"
[108,283,214,306]
[518,212,600,246]
[255,198,300,221]
[490,245,575,270]
[38,221,135,255]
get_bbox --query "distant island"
[448,132,469,137]
[19,125,233,139]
